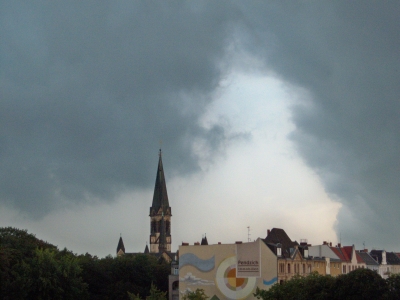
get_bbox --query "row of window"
[279,262,367,274]
[342,264,364,274]
[278,263,312,274]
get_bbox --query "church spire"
[149,149,172,253]
[116,235,125,256]
[150,149,170,215]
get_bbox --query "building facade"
[179,238,277,299]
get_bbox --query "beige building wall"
[329,261,342,277]
[277,251,313,283]
[178,238,277,300]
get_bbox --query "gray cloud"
[237,2,400,249]
[0,1,240,217]
[1,1,399,250]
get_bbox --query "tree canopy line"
[0,227,170,299]
[254,268,400,300]
[2,227,400,300]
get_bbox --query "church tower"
[149,149,172,253]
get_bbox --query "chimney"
[330,242,332,246]
[194,242,200,245]
[218,242,221,244]
[235,241,242,244]
[267,229,270,235]
[338,243,341,248]
[182,242,189,246]
[323,241,327,245]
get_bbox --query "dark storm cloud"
[237,2,400,249]
[0,1,240,216]
[2,1,399,250]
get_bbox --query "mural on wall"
[179,253,215,272]
[179,239,277,299]
[263,277,278,286]
[180,272,215,286]
[215,256,257,299]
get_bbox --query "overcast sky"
[1,1,399,257]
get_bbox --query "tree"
[334,268,387,299]
[386,273,400,299]
[27,248,88,299]
[0,227,58,299]
[146,282,167,300]
[127,291,142,300]
[254,272,335,300]
[182,288,209,300]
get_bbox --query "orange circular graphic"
[216,256,256,299]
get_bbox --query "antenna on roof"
[247,226,251,242]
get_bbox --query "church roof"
[117,236,125,254]
[264,228,298,258]
[150,149,170,215]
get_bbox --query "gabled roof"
[370,250,384,264]
[357,251,379,266]
[264,228,298,258]
[150,149,170,216]
[117,236,125,254]
[355,252,364,264]
[341,246,353,261]
[330,247,349,262]
[387,252,400,265]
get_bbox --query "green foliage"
[255,272,335,300]
[334,268,387,299]
[255,268,399,300]
[0,228,88,299]
[78,252,170,299]
[0,227,190,299]
[387,273,400,299]
[127,291,143,300]
[146,282,167,300]
[182,288,209,300]
[27,248,88,299]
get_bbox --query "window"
[303,264,305,274]
[279,263,285,273]
[288,263,291,273]
[343,265,346,274]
